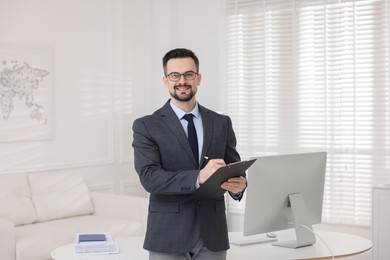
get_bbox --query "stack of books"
[74,233,118,255]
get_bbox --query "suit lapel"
[160,101,199,167]
[199,105,212,166]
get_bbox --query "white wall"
[0,0,148,195]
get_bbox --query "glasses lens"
[168,73,180,81]
[184,72,196,80]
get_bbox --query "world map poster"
[0,44,53,142]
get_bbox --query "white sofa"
[0,169,148,260]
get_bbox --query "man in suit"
[132,48,247,260]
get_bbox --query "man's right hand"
[198,159,226,184]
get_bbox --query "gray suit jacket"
[132,100,242,254]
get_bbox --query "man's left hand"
[221,176,247,194]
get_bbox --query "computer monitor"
[243,152,327,248]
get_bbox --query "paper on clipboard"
[185,159,257,203]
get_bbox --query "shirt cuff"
[195,178,200,189]
[229,191,243,200]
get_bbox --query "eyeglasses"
[166,71,198,82]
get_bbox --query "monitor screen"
[243,152,327,248]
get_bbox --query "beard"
[169,84,196,102]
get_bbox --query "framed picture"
[0,44,54,142]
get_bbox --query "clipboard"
[185,159,257,203]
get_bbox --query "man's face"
[163,57,202,102]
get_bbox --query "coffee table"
[50,236,147,260]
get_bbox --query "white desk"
[51,230,372,260]
[228,230,372,259]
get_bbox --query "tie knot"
[182,113,194,122]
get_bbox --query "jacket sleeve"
[225,116,246,201]
[132,118,199,195]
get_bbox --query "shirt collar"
[169,101,200,119]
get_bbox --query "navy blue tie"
[183,114,199,166]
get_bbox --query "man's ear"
[197,73,202,86]
[162,75,169,88]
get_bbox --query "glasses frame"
[165,71,198,82]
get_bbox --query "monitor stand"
[272,193,316,249]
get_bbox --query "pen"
[204,156,209,160]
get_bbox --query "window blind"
[224,0,390,226]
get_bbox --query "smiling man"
[132,48,247,260]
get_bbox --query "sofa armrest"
[0,218,15,260]
[90,192,148,233]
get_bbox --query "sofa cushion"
[0,174,37,226]
[15,215,143,260]
[28,170,94,222]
